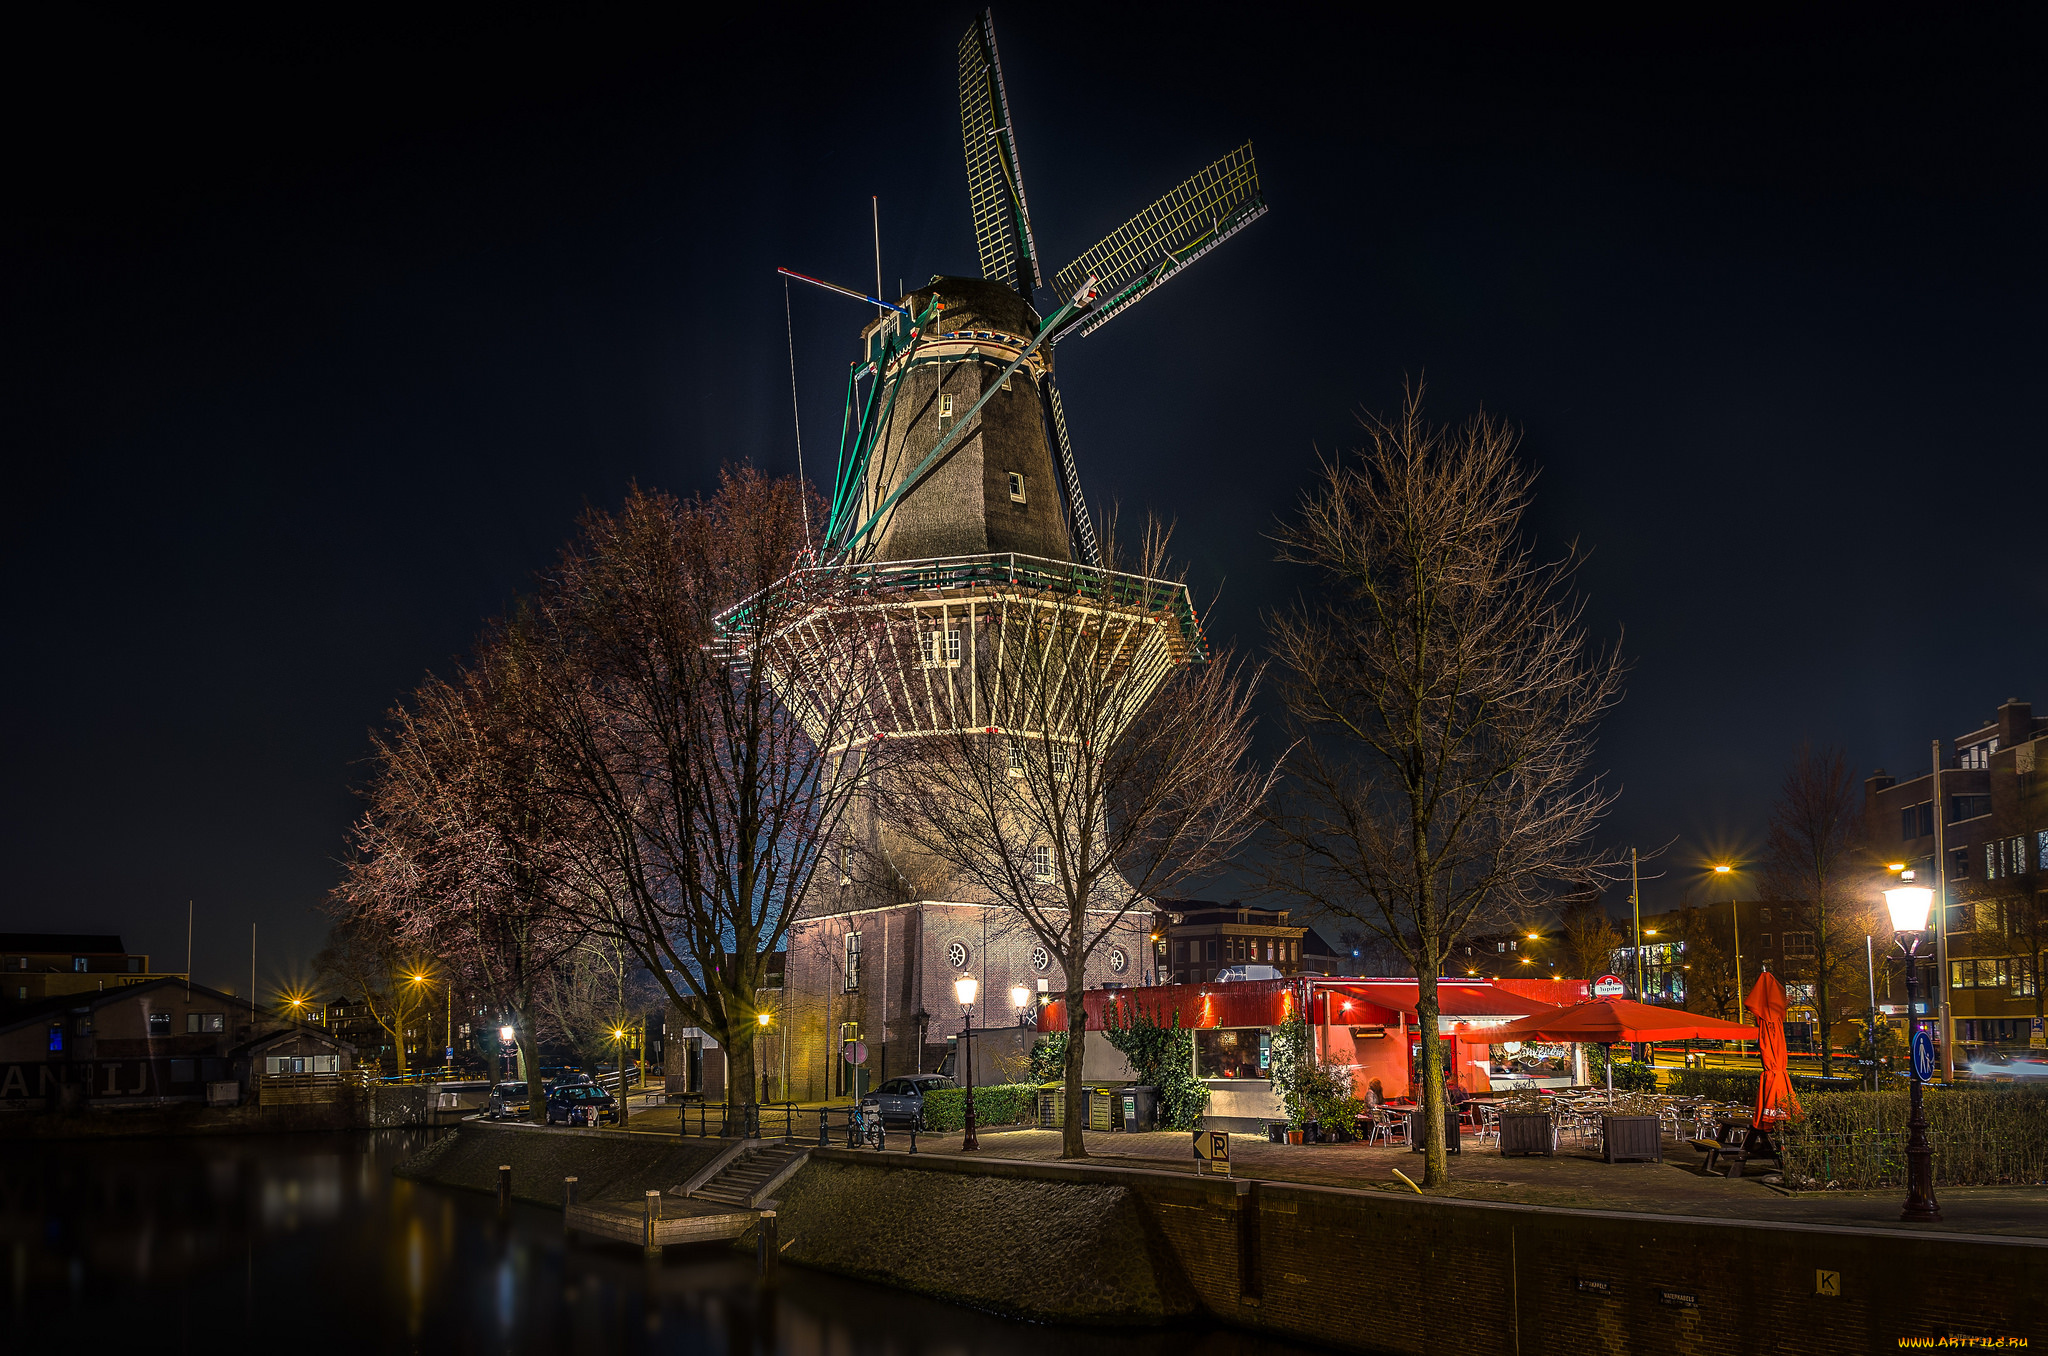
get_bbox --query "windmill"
[780,7,1267,573]
[733,4,1266,818]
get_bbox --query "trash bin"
[1086,1087,1117,1131]
[1119,1085,1160,1132]
[1037,1085,1063,1129]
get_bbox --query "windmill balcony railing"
[715,551,1209,661]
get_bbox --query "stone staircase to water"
[691,1141,810,1208]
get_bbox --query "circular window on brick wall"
[1108,946,1128,974]
[1030,945,1051,972]
[947,940,971,970]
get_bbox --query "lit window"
[2039,830,2048,873]
[939,393,954,419]
[1008,472,1026,503]
[844,931,861,992]
[1986,843,2001,880]
[72,957,87,973]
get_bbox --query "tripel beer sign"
[1592,974,1627,998]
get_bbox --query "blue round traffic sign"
[1911,1029,1935,1082]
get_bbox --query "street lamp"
[407,971,454,1072]
[1714,864,1744,1051]
[1010,983,1031,1027]
[954,975,979,1152]
[1884,885,1941,1223]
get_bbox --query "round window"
[947,941,971,970]
[1108,946,1128,974]
[1030,945,1051,973]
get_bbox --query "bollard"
[756,1209,779,1283]
[644,1189,661,1257]
[817,1108,829,1148]
[497,1165,512,1211]
[909,1120,918,1155]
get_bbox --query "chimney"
[1866,768,1895,795]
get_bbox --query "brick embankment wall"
[770,1155,1200,1324]
[395,1122,726,1208]
[0,1099,369,1139]
[791,1150,2047,1354]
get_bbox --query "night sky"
[7,8,2042,994]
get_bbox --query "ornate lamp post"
[1884,885,1942,1223]
[1011,983,1031,1028]
[954,976,979,1151]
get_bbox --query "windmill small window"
[939,393,954,420]
[1008,472,1026,504]
[921,628,962,668]
[1031,845,1053,883]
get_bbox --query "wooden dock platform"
[565,1194,754,1251]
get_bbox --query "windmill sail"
[1042,376,1100,566]
[1052,142,1266,339]
[959,9,1043,295]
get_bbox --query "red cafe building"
[1040,975,1590,1132]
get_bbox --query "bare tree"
[1261,389,1625,1187]
[873,518,1273,1158]
[1763,741,1882,1077]
[1673,902,1739,1021]
[311,915,437,1075]
[533,934,656,1069]
[516,472,872,1127]
[1560,893,1623,987]
[332,638,592,1114]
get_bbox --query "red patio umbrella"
[1744,972,1802,1124]
[1485,998,1758,1095]
[1485,997,1756,1044]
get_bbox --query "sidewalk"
[877,1125,2048,1240]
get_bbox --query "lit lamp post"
[1011,984,1031,1028]
[955,976,979,1152]
[758,1010,774,1105]
[1714,864,1743,1055]
[498,1024,516,1086]
[610,1025,631,1128]
[1883,884,1942,1223]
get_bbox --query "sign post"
[1192,1129,1231,1175]
[1592,974,1627,998]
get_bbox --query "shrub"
[1102,1002,1211,1131]
[1271,1011,1361,1134]
[1779,1084,2048,1189]
[1608,1061,1658,1092]
[1666,1068,1865,1102]
[1028,1033,1070,1085]
[917,1082,1036,1132]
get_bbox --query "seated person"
[1446,1080,1471,1105]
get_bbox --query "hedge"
[918,1083,1036,1132]
[1779,1084,2048,1189]
[1664,1068,1865,1102]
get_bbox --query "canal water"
[2,1131,1324,1354]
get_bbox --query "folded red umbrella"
[1745,972,1802,1124]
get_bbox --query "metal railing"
[669,1101,927,1151]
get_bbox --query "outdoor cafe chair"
[1366,1105,1409,1148]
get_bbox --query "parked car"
[868,1074,954,1127]
[546,1083,620,1126]
[486,1081,530,1118]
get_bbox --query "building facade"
[0,933,182,1008]
[1864,697,2047,1057]
[1154,902,1312,985]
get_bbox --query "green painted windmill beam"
[832,275,1100,563]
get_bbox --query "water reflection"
[1,1132,1315,1354]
